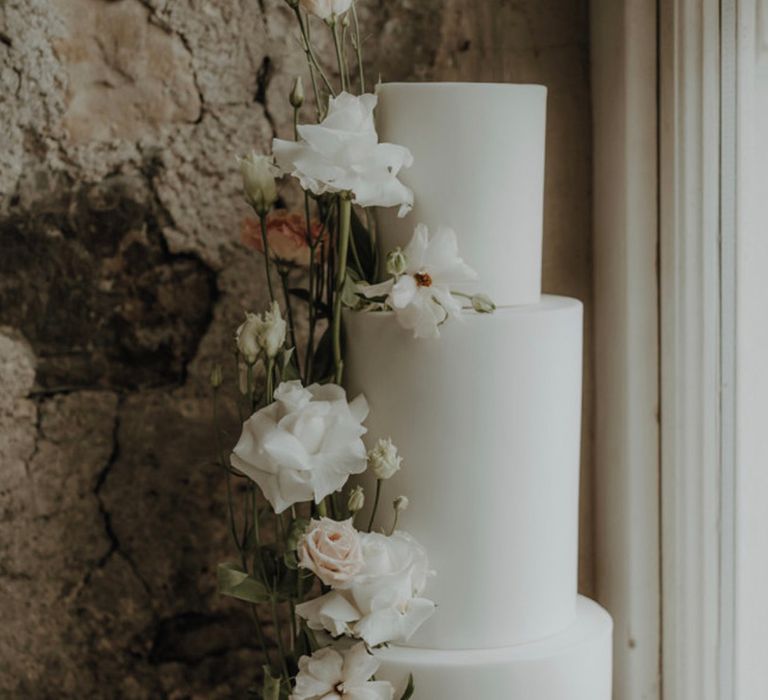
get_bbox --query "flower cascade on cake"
[210,3,495,698]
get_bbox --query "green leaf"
[217,562,270,604]
[262,666,281,700]
[341,268,364,309]
[400,674,416,700]
[349,207,377,281]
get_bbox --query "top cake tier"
[375,82,547,306]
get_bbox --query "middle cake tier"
[343,296,583,650]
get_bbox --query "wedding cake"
[344,83,613,698]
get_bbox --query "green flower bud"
[386,247,408,277]
[347,485,365,513]
[289,76,305,109]
[210,364,223,388]
[471,293,496,314]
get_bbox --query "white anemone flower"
[290,643,394,700]
[273,92,414,217]
[360,224,477,339]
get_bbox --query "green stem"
[317,499,328,518]
[289,598,297,653]
[213,387,240,550]
[279,271,300,380]
[304,198,317,382]
[367,479,382,532]
[389,509,400,536]
[247,362,256,413]
[270,593,291,683]
[266,359,275,404]
[294,7,335,103]
[259,212,276,303]
[351,1,365,92]
[251,605,273,668]
[332,196,352,384]
[331,20,347,92]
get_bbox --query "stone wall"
[0,1,592,696]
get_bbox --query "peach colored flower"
[298,517,364,589]
[241,211,325,269]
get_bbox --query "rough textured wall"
[0,0,592,696]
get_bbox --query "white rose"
[238,151,279,215]
[298,517,364,588]
[360,224,478,339]
[273,92,414,217]
[290,643,394,700]
[367,437,402,480]
[296,530,435,646]
[235,301,287,363]
[230,381,369,513]
[299,0,352,20]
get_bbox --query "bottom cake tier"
[374,596,612,699]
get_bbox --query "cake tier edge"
[374,596,613,700]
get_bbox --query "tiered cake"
[343,83,613,698]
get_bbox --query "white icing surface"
[344,298,583,649]
[374,82,547,306]
[374,596,613,699]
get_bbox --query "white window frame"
[658,1,724,698]
[591,2,661,699]
[593,0,768,698]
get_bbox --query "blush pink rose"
[241,211,325,269]
[298,517,364,589]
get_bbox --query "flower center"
[414,271,432,287]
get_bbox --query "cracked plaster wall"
[0,0,593,696]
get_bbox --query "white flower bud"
[385,247,408,277]
[393,495,409,512]
[367,437,402,480]
[347,485,365,513]
[471,293,496,314]
[238,151,279,216]
[236,301,287,364]
[290,76,305,109]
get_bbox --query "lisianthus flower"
[299,0,353,20]
[231,381,369,513]
[290,643,393,700]
[273,92,414,217]
[237,152,279,215]
[241,211,326,269]
[359,223,478,338]
[236,301,287,363]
